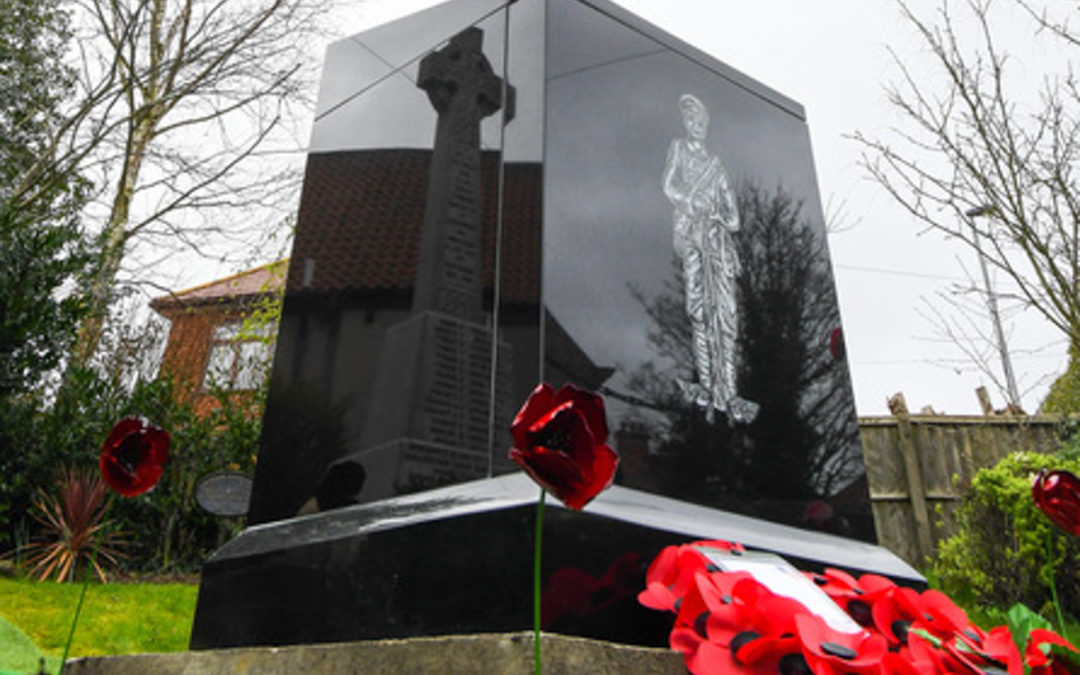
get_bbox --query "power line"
[833,263,969,283]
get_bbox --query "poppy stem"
[1047,529,1067,635]
[533,488,546,675]
[59,496,113,674]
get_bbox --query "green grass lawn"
[0,613,59,675]
[0,576,197,672]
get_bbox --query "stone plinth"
[65,633,685,675]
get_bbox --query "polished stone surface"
[200,0,892,649]
[247,0,876,543]
[191,474,921,649]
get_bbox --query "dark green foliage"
[932,450,1080,618]
[0,201,90,396]
[0,0,77,190]
[0,0,93,397]
[1042,345,1080,414]
[0,369,263,572]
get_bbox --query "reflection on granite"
[191,473,921,649]
[200,0,893,651]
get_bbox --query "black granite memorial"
[191,0,915,650]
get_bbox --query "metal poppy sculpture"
[510,382,618,510]
[99,417,170,497]
[1033,469,1080,537]
[57,417,170,674]
[510,382,618,675]
[1031,467,1080,638]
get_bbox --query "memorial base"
[190,473,921,650]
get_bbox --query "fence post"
[894,410,934,564]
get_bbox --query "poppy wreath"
[639,540,1079,675]
[509,382,618,510]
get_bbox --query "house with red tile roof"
[150,260,285,415]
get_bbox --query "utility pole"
[964,205,1022,408]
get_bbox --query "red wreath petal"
[1026,629,1079,668]
[872,586,924,646]
[730,577,804,637]
[639,582,681,613]
[942,640,988,674]
[822,568,861,590]
[883,650,939,675]
[685,633,734,675]
[696,540,746,554]
[646,544,682,583]
[983,626,1023,675]
[919,589,970,637]
[857,573,899,599]
[674,576,712,632]
[795,613,887,675]
[696,571,752,614]
[639,545,712,612]
[671,625,704,656]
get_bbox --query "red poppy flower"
[1033,469,1080,536]
[983,626,1023,675]
[1026,628,1079,675]
[710,576,807,643]
[794,613,887,675]
[639,544,704,612]
[807,568,861,606]
[509,382,618,510]
[882,649,939,675]
[868,584,923,646]
[917,589,972,641]
[639,540,745,613]
[99,417,170,497]
[675,625,802,675]
[670,573,801,675]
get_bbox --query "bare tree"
[37,0,333,369]
[854,0,1080,406]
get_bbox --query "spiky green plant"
[21,468,127,582]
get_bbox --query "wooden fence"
[859,414,1069,567]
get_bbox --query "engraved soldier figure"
[661,93,758,424]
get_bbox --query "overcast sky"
[294,0,1068,416]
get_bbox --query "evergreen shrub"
[932,449,1080,618]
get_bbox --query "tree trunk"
[69,115,156,369]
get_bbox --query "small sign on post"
[196,470,253,518]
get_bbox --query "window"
[204,321,273,390]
